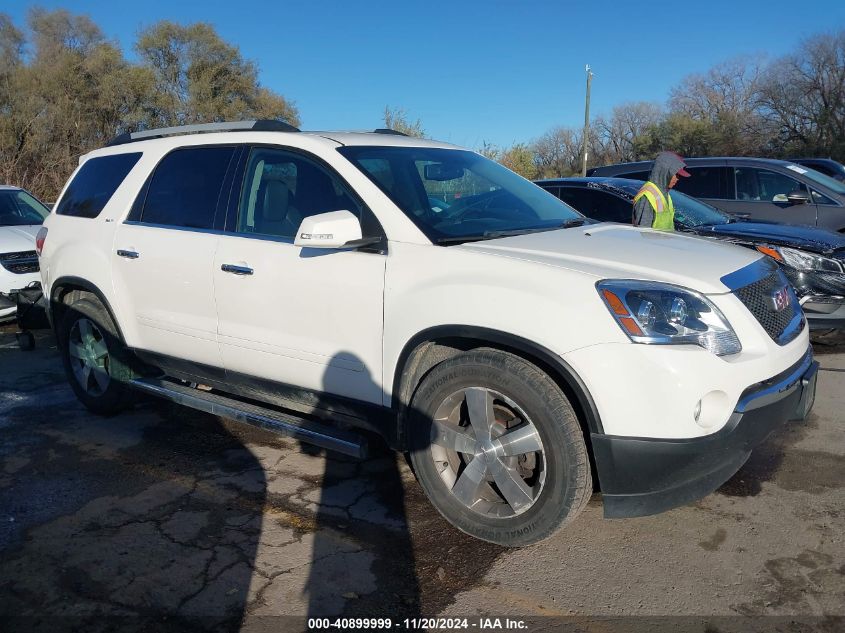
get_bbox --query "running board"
[129,377,368,459]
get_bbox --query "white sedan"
[0,186,49,321]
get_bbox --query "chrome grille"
[734,270,803,344]
[0,250,39,274]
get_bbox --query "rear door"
[111,145,238,367]
[727,166,818,226]
[555,187,633,224]
[212,145,386,404]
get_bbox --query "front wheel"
[408,349,592,546]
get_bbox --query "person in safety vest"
[633,151,690,231]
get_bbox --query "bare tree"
[532,126,582,177]
[758,29,845,159]
[594,102,663,163]
[383,106,425,137]
[669,56,770,155]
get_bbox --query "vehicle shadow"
[0,329,266,632]
[304,354,422,620]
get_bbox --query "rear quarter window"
[55,153,142,218]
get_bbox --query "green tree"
[136,21,299,128]
[499,143,538,179]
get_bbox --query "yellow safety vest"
[633,181,675,231]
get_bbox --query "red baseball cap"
[670,152,691,177]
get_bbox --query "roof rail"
[372,128,408,136]
[106,120,300,147]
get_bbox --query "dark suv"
[790,158,845,182]
[589,157,845,233]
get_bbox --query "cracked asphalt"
[0,325,843,631]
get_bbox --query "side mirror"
[294,210,365,249]
[786,190,811,205]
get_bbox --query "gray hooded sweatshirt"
[633,151,687,228]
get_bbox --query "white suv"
[38,121,818,546]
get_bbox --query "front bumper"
[592,346,818,518]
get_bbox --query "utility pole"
[581,65,593,177]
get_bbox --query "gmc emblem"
[770,286,792,312]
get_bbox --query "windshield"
[338,147,582,242]
[786,164,845,195]
[669,190,732,228]
[0,189,50,226]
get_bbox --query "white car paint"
[0,220,42,320]
[39,130,809,442]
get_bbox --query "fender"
[393,324,604,435]
[49,276,127,343]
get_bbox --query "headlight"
[597,280,742,356]
[756,245,843,273]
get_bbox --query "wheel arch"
[49,276,126,343]
[393,325,604,451]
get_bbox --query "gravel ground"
[0,325,842,632]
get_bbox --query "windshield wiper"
[433,219,588,245]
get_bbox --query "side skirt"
[132,350,402,449]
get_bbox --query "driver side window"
[734,168,805,202]
[238,149,362,240]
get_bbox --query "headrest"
[262,180,290,222]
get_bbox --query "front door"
[213,146,386,405]
[111,146,237,368]
[728,166,818,227]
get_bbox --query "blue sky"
[5,1,845,148]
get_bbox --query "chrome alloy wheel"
[430,387,546,518]
[68,317,111,396]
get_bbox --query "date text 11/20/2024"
[307,618,528,630]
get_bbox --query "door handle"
[117,249,140,259]
[221,264,254,275]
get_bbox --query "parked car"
[0,185,49,321]
[589,157,845,232]
[38,121,817,546]
[536,177,845,330]
[790,158,845,182]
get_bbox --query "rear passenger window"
[618,171,650,181]
[56,153,142,218]
[675,167,727,199]
[140,147,236,229]
[558,188,631,223]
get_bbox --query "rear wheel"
[408,349,592,546]
[58,297,136,414]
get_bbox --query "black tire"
[58,297,136,415]
[16,331,35,351]
[408,349,592,547]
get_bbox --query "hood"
[694,220,845,254]
[647,152,686,192]
[0,225,39,253]
[458,223,762,294]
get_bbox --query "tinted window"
[618,170,650,181]
[734,168,805,202]
[675,166,726,198]
[0,190,49,226]
[141,147,235,229]
[56,153,141,218]
[237,148,362,239]
[557,188,631,223]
